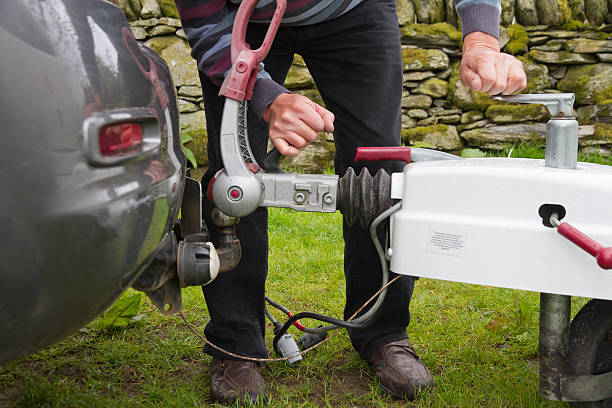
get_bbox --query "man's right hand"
[262,93,335,157]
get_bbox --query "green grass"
[2,144,603,407]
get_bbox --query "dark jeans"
[199,0,415,361]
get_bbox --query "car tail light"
[99,122,143,156]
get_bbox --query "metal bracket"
[258,173,339,212]
[560,371,612,402]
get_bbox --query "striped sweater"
[174,0,501,118]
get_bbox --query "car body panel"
[0,0,185,362]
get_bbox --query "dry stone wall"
[109,0,612,172]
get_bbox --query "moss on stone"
[565,19,585,30]
[557,0,574,25]
[594,123,612,142]
[182,128,208,166]
[504,24,529,55]
[558,64,595,104]
[147,35,177,54]
[485,104,550,123]
[405,23,462,42]
[404,124,449,139]
[158,0,179,18]
[402,48,449,71]
[596,85,612,105]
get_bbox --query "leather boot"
[370,338,434,400]
[209,358,268,404]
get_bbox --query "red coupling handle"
[556,221,612,270]
[354,147,412,164]
[219,0,286,101]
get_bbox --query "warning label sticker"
[427,229,466,258]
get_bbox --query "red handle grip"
[219,0,286,101]
[557,222,612,269]
[232,0,286,63]
[354,147,412,164]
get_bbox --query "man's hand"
[262,93,335,157]
[461,31,527,95]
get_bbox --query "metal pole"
[539,293,571,400]
[539,109,578,400]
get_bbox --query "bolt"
[294,191,307,204]
[228,186,242,201]
[323,193,334,205]
[236,62,246,73]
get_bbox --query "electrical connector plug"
[277,333,302,364]
[297,330,328,350]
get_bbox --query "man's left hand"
[460,31,527,95]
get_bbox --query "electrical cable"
[178,274,403,363]
[265,296,307,332]
[178,201,404,362]
[271,202,403,353]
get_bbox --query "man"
[173,0,527,403]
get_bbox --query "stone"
[550,65,567,79]
[437,67,452,79]
[516,0,540,25]
[408,109,429,119]
[404,81,419,88]
[558,64,612,104]
[529,36,549,45]
[585,0,608,24]
[564,38,612,53]
[433,98,450,108]
[501,0,516,25]
[129,18,159,27]
[536,0,571,26]
[531,39,565,51]
[402,124,462,150]
[446,0,458,27]
[178,99,199,113]
[180,111,208,166]
[485,104,551,123]
[519,56,551,92]
[414,78,449,98]
[159,17,182,27]
[400,23,461,48]
[417,117,439,126]
[176,29,187,40]
[159,0,179,18]
[571,0,587,20]
[412,0,447,23]
[461,110,484,123]
[281,134,335,174]
[457,119,490,131]
[529,30,580,38]
[146,36,200,86]
[528,49,599,64]
[461,124,547,149]
[403,71,436,81]
[402,94,433,109]
[402,114,417,128]
[284,65,314,90]
[128,0,143,17]
[402,47,449,71]
[524,24,550,31]
[580,123,612,145]
[179,86,202,98]
[439,114,461,124]
[581,145,610,155]
[599,53,612,61]
[577,102,612,124]
[131,26,148,40]
[141,0,162,18]
[429,107,462,116]
[147,25,177,36]
[396,0,416,25]
[118,0,139,21]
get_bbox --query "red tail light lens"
[99,123,143,156]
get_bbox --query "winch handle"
[550,214,612,269]
[219,0,287,100]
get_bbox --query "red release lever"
[219,0,287,101]
[556,222,612,269]
[354,147,412,164]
